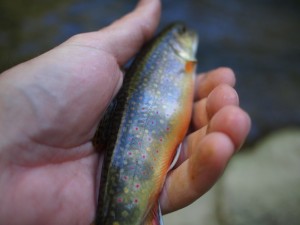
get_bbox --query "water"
[1,0,300,145]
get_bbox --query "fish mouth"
[170,27,199,62]
[171,39,198,62]
[190,31,199,57]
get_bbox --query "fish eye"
[177,24,187,34]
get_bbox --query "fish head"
[168,23,199,62]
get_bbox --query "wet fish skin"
[93,23,198,225]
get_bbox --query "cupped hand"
[0,0,250,224]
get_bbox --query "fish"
[92,23,198,225]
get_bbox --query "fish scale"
[93,23,198,225]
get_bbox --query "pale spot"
[122,211,129,217]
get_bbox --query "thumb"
[66,0,161,65]
[101,0,161,65]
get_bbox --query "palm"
[0,45,119,224]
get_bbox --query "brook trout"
[93,23,198,225]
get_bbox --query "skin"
[0,0,250,224]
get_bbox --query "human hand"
[0,0,250,224]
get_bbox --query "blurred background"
[1,0,299,224]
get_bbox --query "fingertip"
[208,105,251,150]
[206,84,239,118]
[195,67,236,100]
[213,67,236,85]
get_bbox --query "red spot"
[156,150,159,153]
[135,184,140,189]
[135,127,139,131]
[134,198,139,203]
[159,138,163,142]
[123,176,128,180]
[142,154,146,159]
[166,127,170,131]
[117,197,123,203]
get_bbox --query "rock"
[164,185,220,225]
[219,128,300,225]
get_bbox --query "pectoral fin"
[144,203,164,225]
[185,60,197,74]
[168,143,182,172]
